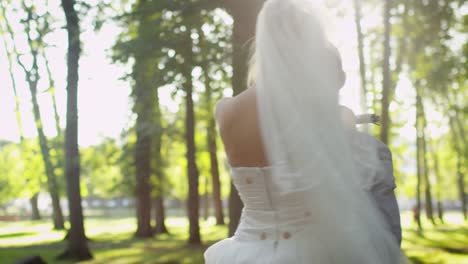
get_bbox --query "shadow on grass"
[0,232,36,239]
[0,241,69,264]
[403,224,468,264]
[439,246,468,255]
[408,256,424,264]
[1,235,203,264]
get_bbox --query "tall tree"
[429,139,444,223]
[448,112,467,220]
[446,94,467,220]
[59,0,92,260]
[116,0,206,242]
[29,193,41,220]
[132,0,156,238]
[415,89,423,231]
[380,0,392,144]
[420,92,435,224]
[152,88,168,234]
[44,56,62,138]
[203,176,210,220]
[181,21,201,244]
[197,21,228,226]
[203,68,225,225]
[133,57,155,237]
[112,0,183,238]
[0,7,41,220]
[352,0,368,114]
[402,0,466,220]
[0,1,65,229]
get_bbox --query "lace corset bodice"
[231,167,315,242]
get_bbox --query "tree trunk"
[226,0,263,236]
[183,27,201,245]
[420,100,434,224]
[453,114,467,160]
[133,0,154,239]
[380,0,392,145]
[30,193,41,220]
[415,90,423,232]
[369,44,379,114]
[202,67,225,225]
[1,3,65,230]
[447,97,467,220]
[204,177,210,221]
[446,93,467,158]
[134,106,154,237]
[44,56,62,137]
[152,90,168,235]
[448,116,467,220]
[353,0,368,114]
[58,0,92,260]
[433,94,464,221]
[0,9,40,222]
[431,146,444,223]
[30,70,65,230]
[208,119,224,225]
[390,2,407,100]
[153,197,168,234]
[456,160,466,220]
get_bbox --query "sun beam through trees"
[0,0,466,263]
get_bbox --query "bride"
[205,0,405,263]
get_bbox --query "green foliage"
[110,0,234,205]
[117,128,138,197]
[81,138,126,198]
[0,143,25,204]
[19,139,45,197]
[0,140,46,204]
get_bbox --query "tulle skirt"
[204,226,329,264]
[204,224,405,264]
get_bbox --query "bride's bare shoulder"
[214,89,252,127]
[214,97,234,121]
[214,97,236,136]
[214,89,252,120]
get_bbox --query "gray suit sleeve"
[370,144,402,246]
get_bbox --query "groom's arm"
[372,144,402,246]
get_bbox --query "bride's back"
[215,88,268,168]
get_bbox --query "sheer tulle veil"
[253,0,406,262]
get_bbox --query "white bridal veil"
[254,0,405,262]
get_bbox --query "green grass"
[400,212,468,264]
[0,216,225,264]
[0,211,467,263]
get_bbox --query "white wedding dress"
[204,166,401,264]
[205,0,404,263]
[205,166,325,263]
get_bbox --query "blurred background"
[0,0,466,263]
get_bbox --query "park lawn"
[0,211,466,264]
[0,216,225,264]
[401,212,468,264]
